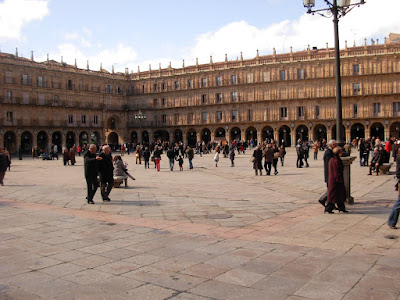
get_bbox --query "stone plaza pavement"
[0,148,399,300]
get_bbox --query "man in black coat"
[84,144,102,204]
[0,147,8,186]
[98,145,114,201]
[318,139,337,207]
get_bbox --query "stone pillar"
[148,131,154,143]
[345,129,351,143]
[327,128,332,141]
[341,156,357,204]
[291,131,297,146]
[257,131,262,146]
[308,127,314,141]
[196,132,201,144]
[241,130,246,143]
[210,130,215,143]
[273,130,278,142]
[183,131,188,145]
[384,129,390,141]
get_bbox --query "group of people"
[251,141,286,176]
[0,147,11,186]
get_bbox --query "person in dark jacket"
[166,146,175,171]
[98,145,114,201]
[325,147,348,213]
[84,144,102,204]
[318,139,337,207]
[296,140,304,168]
[368,147,382,176]
[143,147,151,169]
[359,138,366,166]
[388,148,400,229]
[253,146,263,176]
[229,146,235,167]
[264,145,274,175]
[0,147,8,186]
[186,146,194,169]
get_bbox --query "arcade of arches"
[1,121,398,154]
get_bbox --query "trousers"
[86,176,98,201]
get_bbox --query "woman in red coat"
[326,147,348,214]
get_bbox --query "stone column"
[345,129,351,143]
[384,129,390,141]
[291,131,297,146]
[210,130,215,143]
[257,131,262,146]
[327,128,332,141]
[240,130,246,143]
[308,128,314,141]
[196,132,201,144]
[273,129,278,142]
[183,131,188,145]
[341,156,357,204]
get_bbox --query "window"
[201,94,207,104]
[231,75,237,84]
[37,76,44,87]
[93,115,99,125]
[265,108,270,121]
[38,94,45,105]
[174,81,179,90]
[162,83,166,91]
[216,93,222,103]
[280,70,287,81]
[231,110,238,121]
[353,64,360,75]
[280,107,288,119]
[162,98,166,106]
[68,114,74,124]
[393,102,400,115]
[353,83,361,95]
[202,112,207,122]
[6,111,13,122]
[246,73,253,83]
[53,95,59,104]
[7,91,12,101]
[116,86,122,94]
[315,105,320,118]
[201,78,207,88]
[81,115,87,124]
[5,71,12,84]
[188,79,193,89]
[22,92,29,104]
[105,84,112,94]
[373,103,381,115]
[174,114,180,124]
[22,74,30,85]
[298,106,304,117]
[231,91,237,102]
[216,76,222,86]
[353,104,358,117]
[263,71,270,82]
[216,111,222,121]
[67,80,73,90]
[153,83,157,92]
[187,113,193,124]
[162,114,167,123]
[248,109,253,121]
[297,69,305,80]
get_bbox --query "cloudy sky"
[0,0,399,72]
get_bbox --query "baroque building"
[1,34,400,154]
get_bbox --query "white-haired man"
[84,144,102,204]
[318,139,337,207]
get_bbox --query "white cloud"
[185,0,400,63]
[0,0,49,41]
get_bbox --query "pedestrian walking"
[84,144,102,204]
[167,146,175,171]
[214,150,220,167]
[154,146,162,171]
[143,147,150,169]
[252,145,263,176]
[318,139,337,207]
[98,145,114,201]
[0,148,8,186]
[229,147,235,167]
[279,145,286,166]
[186,146,194,169]
[388,148,400,229]
[325,147,348,214]
[176,155,184,171]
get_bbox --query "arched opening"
[279,126,291,147]
[66,131,76,150]
[107,132,119,151]
[21,131,33,154]
[201,128,211,144]
[332,124,346,142]
[230,127,241,142]
[4,131,16,154]
[131,131,138,144]
[187,129,197,147]
[91,131,100,146]
[173,129,183,143]
[390,122,400,139]
[246,126,257,144]
[262,126,274,142]
[37,131,48,151]
[370,122,384,141]
[79,131,89,147]
[296,125,309,142]
[215,128,226,138]
[52,131,62,153]
[350,123,365,141]
[313,124,327,142]
[154,130,169,143]
[142,131,149,144]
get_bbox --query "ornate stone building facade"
[1,36,400,153]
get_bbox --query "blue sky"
[0,0,399,72]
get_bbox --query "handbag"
[274,152,280,159]
[151,156,155,162]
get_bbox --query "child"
[176,155,184,171]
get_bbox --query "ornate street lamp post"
[303,0,365,145]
